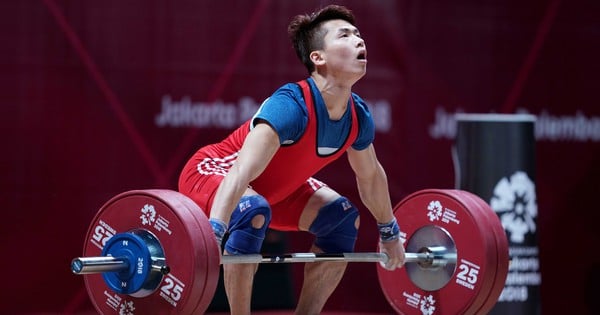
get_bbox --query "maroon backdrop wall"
[2,0,598,314]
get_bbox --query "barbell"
[71,189,508,314]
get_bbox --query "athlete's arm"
[209,121,280,225]
[347,144,393,222]
[347,144,405,269]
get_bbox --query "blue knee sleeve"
[308,197,359,253]
[225,195,271,255]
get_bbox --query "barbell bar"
[72,247,458,275]
[73,189,508,315]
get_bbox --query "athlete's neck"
[310,74,354,121]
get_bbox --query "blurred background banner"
[1,1,598,314]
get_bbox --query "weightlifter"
[179,5,405,314]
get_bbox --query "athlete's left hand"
[379,238,405,270]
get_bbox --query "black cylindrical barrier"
[453,113,541,315]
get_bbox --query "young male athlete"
[179,5,405,314]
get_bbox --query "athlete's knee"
[251,213,266,229]
[308,196,360,253]
[225,195,272,255]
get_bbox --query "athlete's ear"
[310,50,326,66]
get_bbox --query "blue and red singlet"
[179,78,375,230]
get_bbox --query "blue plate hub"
[98,229,167,297]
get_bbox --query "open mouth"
[357,51,367,60]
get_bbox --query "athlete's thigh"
[269,178,340,231]
[179,157,258,218]
[297,182,341,232]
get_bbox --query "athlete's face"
[314,19,367,80]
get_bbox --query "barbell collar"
[71,256,169,275]
[71,256,128,274]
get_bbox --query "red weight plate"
[170,191,222,314]
[443,190,497,315]
[377,189,498,315]
[455,190,509,314]
[82,190,213,315]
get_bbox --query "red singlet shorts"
[178,153,326,231]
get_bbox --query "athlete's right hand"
[208,218,228,247]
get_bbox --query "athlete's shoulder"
[351,92,369,111]
[252,81,309,144]
[263,81,308,115]
[351,92,373,122]
[271,81,305,100]
[350,92,375,150]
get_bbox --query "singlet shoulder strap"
[296,79,314,116]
